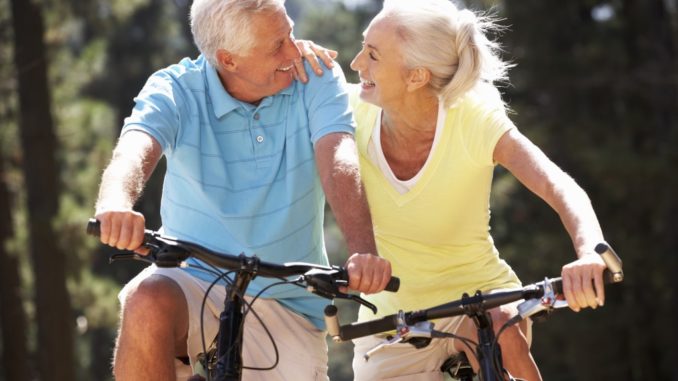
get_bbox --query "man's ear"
[406,67,431,92]
[216,49,237,72]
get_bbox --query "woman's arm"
[494,128,607,312]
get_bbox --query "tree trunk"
[0,157,33,381]
[9,0,75,380]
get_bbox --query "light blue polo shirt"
[122,55,355,328]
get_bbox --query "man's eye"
[369,52,377,60]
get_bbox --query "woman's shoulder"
[453,84,506,114]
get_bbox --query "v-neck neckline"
[369,102,449,205]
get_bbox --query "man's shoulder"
[298,60,347,93]
[150,56,207,88]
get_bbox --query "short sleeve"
[302,61,356,144]
[458,89,515,166]
[121,70,183,154]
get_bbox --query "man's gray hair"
[190,0,285,67]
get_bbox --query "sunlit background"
[1,0,677,380]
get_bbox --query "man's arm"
[314,132,391,294]
[95,130,163,251]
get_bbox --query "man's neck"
[216,67,264,105]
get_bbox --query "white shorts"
[119,265,329,381]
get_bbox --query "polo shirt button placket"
[252,112,264,144]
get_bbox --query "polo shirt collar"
[204,57,296,118]
[205,59,240,119]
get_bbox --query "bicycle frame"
[86,218,399,381]
[325,243,623,381]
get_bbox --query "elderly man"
[94,0,391,379]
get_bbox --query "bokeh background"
[1,0,677,380]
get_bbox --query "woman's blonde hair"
[381,0,510,107]
[190,0,285,67]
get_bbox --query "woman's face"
[350,15,411,109]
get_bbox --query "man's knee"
[120,275,189,340]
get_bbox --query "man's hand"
[293,40,338,83]
[561,252,607,312]
[345,253,392,294]
[94,210,148,254]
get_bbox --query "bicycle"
[86,218,399,381]
[323,243,624,381]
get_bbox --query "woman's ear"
[216,49,237,72]
[406,67,431,92]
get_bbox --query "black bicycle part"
[87,218,400,381]
[325,242,623,381]
[87,219,399,293]
[441,352,474,381]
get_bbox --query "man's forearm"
[315,133,377,255]
[96,131,162,212]
[325,172,377,255]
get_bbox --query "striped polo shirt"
[122,55,355,328]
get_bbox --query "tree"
[9,0,75,379]
[496,0,678,379]
[0,156,32,381]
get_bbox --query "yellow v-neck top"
[351,85,522,322]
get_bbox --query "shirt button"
[256,135,264,143]
[253,113,260,120]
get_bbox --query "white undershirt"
[366,101,447,194]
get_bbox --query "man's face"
[219,8,301,103]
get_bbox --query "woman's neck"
[379,91,441,180]
[381,92,439,145]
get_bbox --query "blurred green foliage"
[1,0,676,380]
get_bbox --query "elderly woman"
[300,0,610,380]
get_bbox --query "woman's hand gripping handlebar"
[86,218,400,312]
[325,243,622,343]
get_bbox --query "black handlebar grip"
[87,218,101,237]
[385,276,400,292]
[336,316,397,341]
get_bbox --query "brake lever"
[304,267,379,313]
[108,238,190,268]
[342,294,378,314]
[364,311,435,360]
[109,241,161,264]
[517,277,566,320]
[109,251,156,264]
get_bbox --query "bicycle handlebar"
[87,218,400,297]
[326,243,622,342]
